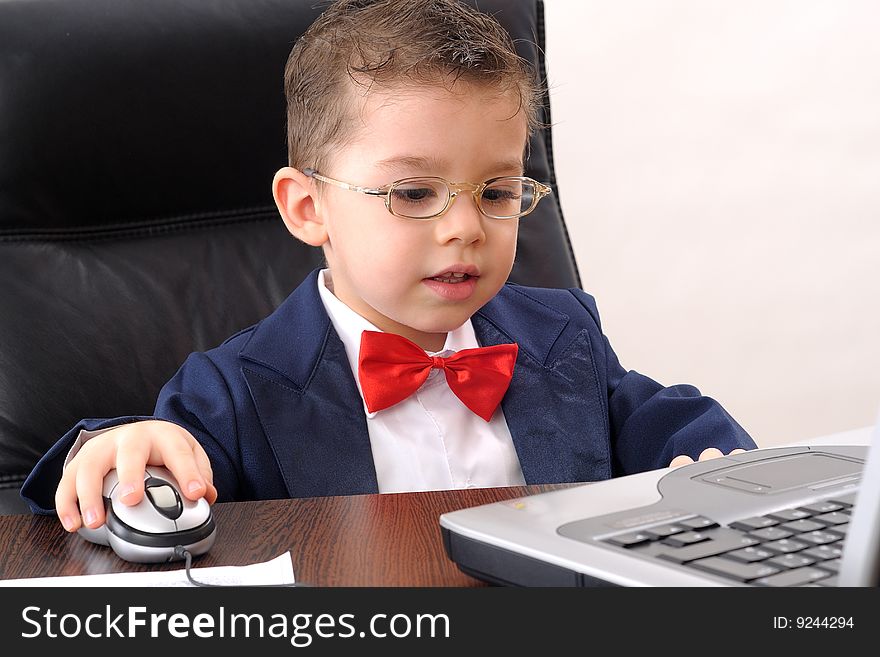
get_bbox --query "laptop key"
[762,538,809,554]
[799,501,844,514]
[812,511,849,526]
[767,508,812,521]
[797,531,841,546]
[779,519,826,533]
[729,516,778,531]
[605,531,655,548]
[748,526,793,541]
[644,524,686,539]
[825,523,849,538]
[724,546,776,563]
[754,567,831,587]
[767,553,817,569]
[689,557,781,582]
[662,531,710,548]
[802,544,843,560]
[657,529,759,564]
[678,516,719,530]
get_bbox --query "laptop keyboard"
[599,492,857,586]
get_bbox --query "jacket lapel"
[238,270,379,498]
[238,270,612,496]
[474,285,613,483]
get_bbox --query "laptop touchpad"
[700,453,862,494]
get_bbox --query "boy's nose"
[433,193,486,246]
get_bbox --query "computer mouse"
[77,466,216,563]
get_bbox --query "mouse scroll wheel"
[144,477,183,520]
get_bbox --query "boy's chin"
[397,320,466,339]
[406,322,464,335]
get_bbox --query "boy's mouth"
[423,266,480,301]
[425,264,481,284]
[429,272,474,284]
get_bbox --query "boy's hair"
[284,0,542,172]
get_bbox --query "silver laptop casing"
[440,444,873,586]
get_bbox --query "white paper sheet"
[0,552,296,587]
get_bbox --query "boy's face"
[308,83,527,350]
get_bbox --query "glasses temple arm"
[302,168,387,196]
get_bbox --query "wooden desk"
[0,484,571,586]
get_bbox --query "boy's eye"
[392,186,437,203]
[388,180,447,218]
[479,179,536,217]
[481,187,521,203]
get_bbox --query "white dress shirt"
[317,269,526,493]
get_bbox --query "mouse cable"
[174,545,310,587]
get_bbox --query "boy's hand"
[669,447,747,468]
[54,420,218,533]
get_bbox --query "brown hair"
[284,0,542,171]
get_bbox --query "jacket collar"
[239,269,572,382]
[238,269,330,388]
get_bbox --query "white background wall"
[542,0,880,446]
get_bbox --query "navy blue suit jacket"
[22,270,756,513]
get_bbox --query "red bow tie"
[357,330,518,422]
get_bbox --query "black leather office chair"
[0,0,579,514]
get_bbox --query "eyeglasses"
[303,168,552,220]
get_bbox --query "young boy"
[22,0,755,533]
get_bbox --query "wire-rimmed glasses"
[303,168,551,220]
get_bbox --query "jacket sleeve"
[570,288,757,476]
[151,351,243,502]
[21,416,153,514]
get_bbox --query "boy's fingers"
[74,455,112,529]
[201,481,219,505]
[193,447,218,504]
[729,448,747,455]
[697,448,724,461]
[114,429,153,506]
[155,429,211,502]
[56,431,120,531]
[671,447,747,469]
[55,463,83,532]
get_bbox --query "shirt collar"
[316,269,480,417]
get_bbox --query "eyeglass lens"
[389,178,537,219]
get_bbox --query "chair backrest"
[0,0,579,513]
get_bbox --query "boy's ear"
[272,167,328,246]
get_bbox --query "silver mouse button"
[145,477,183,520]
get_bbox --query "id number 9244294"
[773,616,854,629]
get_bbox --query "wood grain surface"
[0,484,572,586]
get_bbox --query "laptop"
[439,417,880,586]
